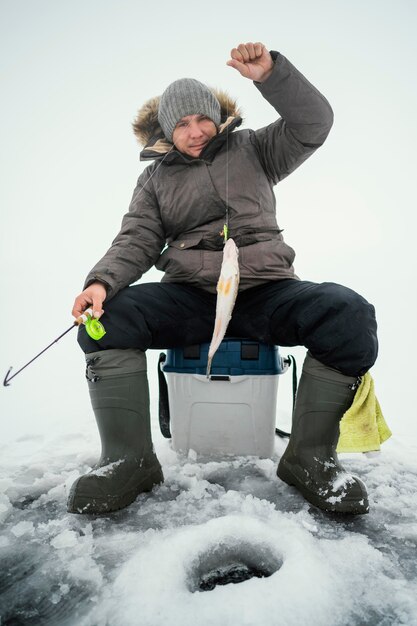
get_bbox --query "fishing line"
[224,93,230,243]
[135,143,175,196]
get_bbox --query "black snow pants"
[77,279,378,377]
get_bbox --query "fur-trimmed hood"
[132,88,242,148]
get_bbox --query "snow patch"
[10,520,35,537]
[89,459,124,476]
[331,473,355,492]
[51,529,79,549]
[0,493,12,524]
[326,492,347,504]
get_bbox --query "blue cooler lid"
[162,338,286,376]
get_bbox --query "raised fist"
[227,42,274,82]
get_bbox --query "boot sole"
[277,459,369,515]
[67,466,164,515]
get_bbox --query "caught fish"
[207,238,240,377]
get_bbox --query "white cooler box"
[158,339,289,458]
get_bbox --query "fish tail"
[206,356,212,379]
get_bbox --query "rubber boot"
[277,353,369,514]
[67,348,164,514]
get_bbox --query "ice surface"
[1,427,417,626]
[10,520,35,537]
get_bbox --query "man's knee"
[338,285,378,375]
[77,287,152,353]
[303,282,378,376]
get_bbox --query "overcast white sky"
[1,0,416,444]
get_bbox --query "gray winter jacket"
[85,51,334,298]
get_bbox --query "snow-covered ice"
[1,420,417,626]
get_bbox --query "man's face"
[172,114,218,157]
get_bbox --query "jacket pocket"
[155,238,203,279]
[239,238,296,276]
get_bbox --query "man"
[68,42,378,516]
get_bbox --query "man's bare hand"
[227,42,274,83]
[72,282,107,320]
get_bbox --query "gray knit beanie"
[158,78,221,142]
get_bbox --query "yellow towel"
[336,372,392,453]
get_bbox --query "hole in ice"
[199,562,268,590]
[187,540,283,592]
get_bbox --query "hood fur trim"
[132,89,241,147]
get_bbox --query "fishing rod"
[3,309,106,387]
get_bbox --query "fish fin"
[224,277,232,296]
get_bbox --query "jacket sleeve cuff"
[253,50,282,86]
[83,276,112,300]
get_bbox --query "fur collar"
[132,89,242,147]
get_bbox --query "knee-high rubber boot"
[67,348,164,514]
[277,353,369,514]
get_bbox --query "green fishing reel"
[85,316,106,340]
